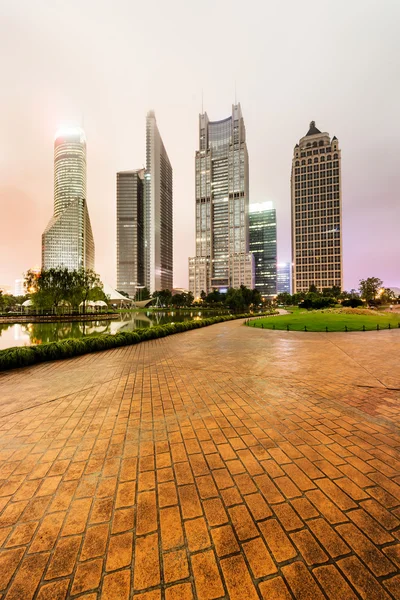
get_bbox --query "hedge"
[0,313,267,372]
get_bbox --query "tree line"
[276,277,398,309]
[116,286,265,313]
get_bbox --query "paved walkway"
[0,321,399,599]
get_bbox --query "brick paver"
[0,320,399,599]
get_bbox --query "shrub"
[341,298,364,308]
[0,312,269,372]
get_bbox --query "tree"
[359,277,383,305]
[116,290,130,298]
[136,287,150,301]
[225,288,247,313]
[276,292,292,305]
[152,289,172,307]
[380,288,396,304]
[322,285,341,300]
[71,269,105,313]
[26,268,72,312]
[200,290,207,301]
[206,290,225,305]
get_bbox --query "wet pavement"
[0,320,399,599]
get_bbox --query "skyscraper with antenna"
[189,103,254,298]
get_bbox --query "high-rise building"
[144,111,173,293]
[291,121,342,293]
[116,169,145,297]
[277,263,291,294]
[189,103,254,298]
[14,279,24,296]
[249,202,277,298]
[42,127,95,271]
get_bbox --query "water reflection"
[0,310,226,350]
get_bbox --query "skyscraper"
[249,203,277,298]
[277,263,291,294]
[145,111,173,293]
[42,127,95,271]
[189,103,254,298]
[116,169,145,297]
[291,121,342,293]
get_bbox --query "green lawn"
[247,308,400,332]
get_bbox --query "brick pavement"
[0,320,399,599]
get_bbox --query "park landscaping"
[247,307,400,332]
[0,312,270,372]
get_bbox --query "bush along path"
[0,313,267,372]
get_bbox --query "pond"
[0,310,229,350]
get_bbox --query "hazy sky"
[1,0,399,291]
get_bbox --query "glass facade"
[291,122,342,293]
[249,203,277,298]
[145,111,173,293]
[189,103,253,298]
[42,128,95,271]
[277,263,291,294]
[116,170,145,297]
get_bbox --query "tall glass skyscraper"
[291,122,342,292]
[145,111,173,293]
[42,127,95,271]
[249,203,277,298]
[189,103,254,298]
[277,263,291,294]
[116,169,145,297]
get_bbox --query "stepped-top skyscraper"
[145,111,173,293]
[42,127,95,271]
[189,103,254,298]
[291,121,342,293]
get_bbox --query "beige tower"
[291,122,343,293]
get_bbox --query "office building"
[277,263,291,294]
[42,127,95,271]
[249,203,277,298]
[145,111,173,293]
[189,103,254,298]
[116,169,145,297]
[14,279,24,296]
[291,121,342,293]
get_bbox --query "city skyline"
[1,1,399,291]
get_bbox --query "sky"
[0,0,399,292]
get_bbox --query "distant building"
[42,127,95,271]
[189,103,254,298]
[277,263,291,294]
[249,203,277,298]
[116,169,145,298]
[145,111,173,293]
[14,279,24,296]
[291,121,342,293]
